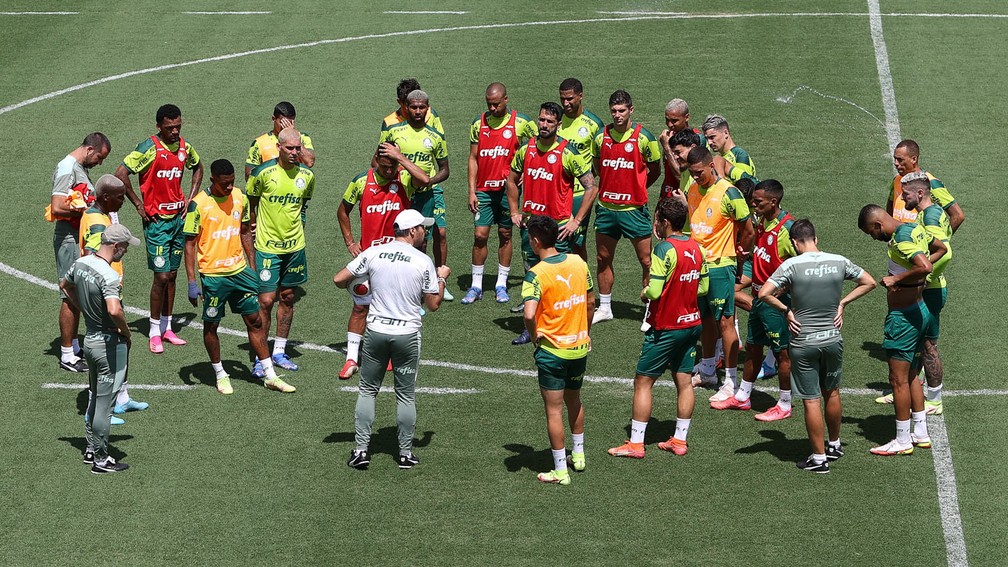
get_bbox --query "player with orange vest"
[886,139,964,232]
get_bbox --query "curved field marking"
[776,85,886,127]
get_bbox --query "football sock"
[895,419,911,445]
[116,383,130,406]
[700,357,716,376]
[763,349,776,368]
[674,418,691,441]
[723,367,737,391]
[259,358,277,380]
[778,389,792,411]
[160,316,170,335]
[572,433,584,454]
[471,264,484,291]
[629,419,647,444]
[60,346,77,363]
[926,383,943,402]
[735,379,754,402]
[599,293,612,310]
[552,448,567,472]
[811,453,827,464]
[211,361,226,378]
[346,333,362,363]
[495,265,510,288]
[71,338,80,356]
[828,438,841,449]
[272,337,287,357]
[715,338,724,361]
[911,410,928,438]
[149,318,160,339]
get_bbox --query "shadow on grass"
[860,340,889,362]
[734,429,807,463]
[58,435,133,461]
[503,443,552,473]
[179,360,258,388]
[492,315,526,335]
[323,427,434,460]
[611,300,645,321]
[842,413,895,446]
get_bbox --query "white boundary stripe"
[183,11,272,15]
[868,2,969,564]
[42,382,196,391]
[383,10,468,15]
[776,85,885,127]
[339,386,480,395]
[0,11,78,15]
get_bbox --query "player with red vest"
[590,90,662,324]
[609,197,708,459]
[712,179,797,422]
[115,103,204,354]
[336,143,431,379]
[463,82,538,305]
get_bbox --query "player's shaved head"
[277,127,300,146]
[896,139,920,158]
[686,145,713,166]
[701,114,729,133]
[397,78,422,102]
[665,98,689,115]
[754,179,784,204]
[94,174,124,197]
[559,78,583,93]
[857,204,886,231]
[406,89,429,104]
[656,197,688,230]
[273,101,296,119]
[789,219,816,243]
[82,132,110,152]
[486,82,507,97]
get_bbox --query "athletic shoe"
[511,329,531,346]
[162,330,187,346]
[869,439,914,456]
[460,287,482,304]
[252,360,266,379]
[691,372,718,389]
[347,449,370,470]
[112,398,149,414]
[708,382,736,403]
[509,302,524,314]
[149,335,164,354]
[924,399,943,415]
[59,358,87,373]
[271,353,299,371]
[216,375,233,395]
[826,445,844,462]
[536,469,570,485]
[84,413,124,426]
[657,437,688,455]
[91,457,129,474]
[592,307,613,324]
[263,377,296,393]
[607,441,645,459]
[755,405,792,422]
[756,360,777,380]
[711,395,751,411]
[83,448,95,464]
[338,360,359,380]
[875,392,894,404]
[443,288,455,301]
[494,286,509,303]
[398,453,420,469]
[911,434,932,449]
[568,452,586,472]
[796,456,830,474]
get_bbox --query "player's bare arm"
[428,157,450,188]
[381,142,429,186]
[946,202,965,233]
[183,235,201,307]
[337,201,362,258]
[835,270,877,328]
[188,161,205,201]
[560,172,597,240]
[467,142,480,214]
[114,164,149,222]
[506,170,522,228]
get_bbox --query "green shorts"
[474,190,512,228]
[255,248,308,292]
[569,192,591,248]
[594,204,652,240]
[54,223,80,298]
[746,298,789,351]
[200,266,261,322]
[922,287,947,337]
[534,346,586,391]
[789,339,843,399]
[882,301,937,363]
[143,214,185,272]
[412,186,447,241]
[700,264,737,320]
[635,326,701,377]
[520,224,572,268]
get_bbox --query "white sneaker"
[592,307,614,324]
[709,381,736,403]
[443,288,455,301]
[870,438,914,456]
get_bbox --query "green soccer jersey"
[510,139,591,179]
[887,222,932,279]
[723,145,757,183]
[469,111,538,144]
[246,131,315,169]
[246,159,315,254]
[63,254,122,334]
[918,204,952,289]
[590,123,662,164]
[122,137,200,175]
[343,169,417,203]
[558,110,604,196]
[644,236,710,300]
[379,121,448,193]
[768,251,865,346]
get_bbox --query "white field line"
[868,2,968,565]
[383,10,467,15]
[776,85,885,127]
[183,11,273,15]
[0,11,78,15]
[42,382,196,391]
[339,386,480,394]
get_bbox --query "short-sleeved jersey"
[343,168,415,250]
[918,204,952,290]
[469,110,537,145]
[511,138,589,221]
[686,178,751,267]
[593,123,661,209]
[51,155,96,229]
[723,145,757,183]
[122,135,200,217]
[246,131,315,169]
[888,170,956,224]
[383,108,444,135]
[183,187,250,276]
[79,207,123,277]
[470,110,537,192]
[246,159,315,254]
[645,235,709,330]
[752,211,796,288]
[768,251,865,347]
[887,222,932,284]
[558,110,605,196]
[522,253,593,358]
[346,240,439,335]
[661,129,708,198]
[63,254,122,334]
[379,121,447,193]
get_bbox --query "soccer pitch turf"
[1,1,1004,565]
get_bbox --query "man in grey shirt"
[758,219,876,473]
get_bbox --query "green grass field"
[1,1,1004,565]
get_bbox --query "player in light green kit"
[557,78,604,262]
[701,114,757,184]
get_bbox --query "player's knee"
[279,288,297,305]
[473,233,489,247]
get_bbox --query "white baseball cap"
[394,209,435,231]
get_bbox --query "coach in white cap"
[333,209,450,470]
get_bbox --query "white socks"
[674,418,691,441]
[258,357,277,380]
[926,383,943,402]
[896,419,911,445]
[630,419,647,444]
[272,337,287,357]
[778,389,792,411]
[599,293,612,311]
[699,357,716,376]
[911,410,928,438]
[723,367,737,391]
[735,380,754,402]
[495,265,510,289]
[572,433,584,454]
[116,384,130,406]
[60,346,77,363]
[552,448,567,472]
[211,361,227,379]
[471,264,484,291]
[149,317,160,339]
[346,333,362,363]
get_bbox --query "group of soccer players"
[50,76,962,479]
